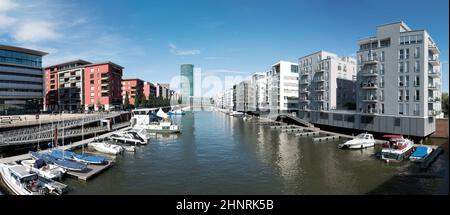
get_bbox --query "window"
[405,48,409,59]
[415,90,420,101]
[338,65,342,71]
[399,104,404,115]
[399,49,404,59]
[380,51,385,62]
[405,90,410,101]
[415,76,420,86]
[399,76,404,87]
[415,61,420,72]
[417,35,423,43]
[380,63,385,74]
[380,76,385,88]
[90,74,94,78]
[380,90,384,101]
[405,61,409,73]
[399,90,403,101]
[394,118,401,126]
[382,103,385,114]
[90,69,94,73]
[405,104,409,116]
[405,76,409,87]
[415,47,420,58]
[399,62,404,73]
[414,103,420,115]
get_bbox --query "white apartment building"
[298,51,356,112]
[250,73,268,112]
[266,61,299,114]
[236,80,252,112]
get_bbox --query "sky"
[0,0,448,95]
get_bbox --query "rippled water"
[49,111,448,194]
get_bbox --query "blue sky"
[1,0,448,94]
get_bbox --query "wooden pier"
[313,135,341,142]
[270,125,300,129]
[66,161,114,181]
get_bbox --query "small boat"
[230,111,244,117]
[30,151,88,172]
[88,141,123,155]
[338,133,375,149]
[110,131,147,145]
[0,163,66,195]
[20,159,66,180]
[380,135,414,162]
[146,121,181,134]
[168,110,185,115]
[48,149,106,165]
[409,146,433,162]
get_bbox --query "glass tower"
[180,64,194,104]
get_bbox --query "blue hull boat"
[30,151,88,172]
[49,149,106,165]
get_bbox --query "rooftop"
[0,44,48,56]
[45,59,92,69]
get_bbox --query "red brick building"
[84,62,123,111]
[122,79,144,105]
[143,81,157,99]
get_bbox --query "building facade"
[180,64,194,104]
[298,51,356,112]
[84,62,123,111]
[122,79,144,105]
[143,81,157,99]
[251,73,268,112]
[267,61,299,114]
[236,80,253,112]
[0,45,47,115]
[44,60,91,112]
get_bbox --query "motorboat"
[110,131,147,145]
[380,135,414,162]
[20,159,66,180]
[409,146,433,162]
[168,109,185,115]
[230,111,244,117]
[48,149,106,165]
[338,133,376,149]
[30,151,88,172]
[131,108,181,134]
[88,141,123,155]
[146,121,181,134]
[0,163,66,195]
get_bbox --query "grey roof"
[0,44,48,56]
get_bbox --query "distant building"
[267,61,299,114]
[0,45,48,115]
[122,79,144,105]
[251,73,267,112]
[180,64,194,104]
[236,80,252,112]
[298,51,356,112]
[143,81,157,99]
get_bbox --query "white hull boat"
[338,133,375,149]
[110,131,147,145]
[20,159,66,180]
[381,135,414,162]
[88,141,123,155]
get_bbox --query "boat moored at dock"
[338,133,375,149]
[30,151,88,172]
[380,135,414,162]
[20,159,66,180]
[88,140,123,155]
[49,149,106,165]
[410,146,433,163]
[110,131,147,145]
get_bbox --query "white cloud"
[169,43,200,56]
[0,0,17,12]
[13,20,62,42]
[0,13,16,28]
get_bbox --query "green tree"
[442,92,449,117]
[124,92,130,110]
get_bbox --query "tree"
[124,92,130,110]
[442,92,449,117]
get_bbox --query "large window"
[415,47,420,58]
[415,61,420,72]
[399,103,404,115]
[0,50,43,67]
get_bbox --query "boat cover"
[33,159,46,169]
[156,108,168,119]
[49,149,105,164]
[411,146,429,158]
[31,151,87,171]
[382,134,402,139]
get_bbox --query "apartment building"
[84,62,123,111]
[143,81,157,99]
[122,79,144,105]
[0,45,47,115]
[236,80,253,112]
[267,61,299,114]
[251,73,268,112]
[298,51,356,112]
[44,60,91,112]
[299,22,441,137]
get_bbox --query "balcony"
[362,95,378,102]
[362,56,379,65]
[363,109,379,115]
[428,110,440,116]
[428,70,440,78]
[361,82,378,89]
[315,68,325,73]
[314,97,325,102]
[428,97,441,102]
[101,75,110,80]
[428,56,439,66]
[360,69,378,77]
[428,84,439,90]
[300,79,309,85]
[314,77,325,82]
[314,87,325,91]
[429,44,439,54]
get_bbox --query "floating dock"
[313,135,341,142]
[66,161,114,181]
[270,125,300,129]
[295,131,321,137]
[419,145,444,169]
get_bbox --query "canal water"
[61,111,447,194]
